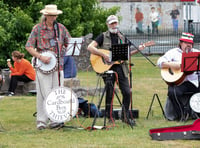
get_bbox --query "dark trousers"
[103,64,130,118]
[152,21,158,34]
[8,75,33,93]
[168,81,199,119]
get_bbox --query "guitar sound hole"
[169,68,174,75]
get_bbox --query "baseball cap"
[106,15,118,24]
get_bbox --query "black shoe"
[49,122,64,129]
[122,118,136,126]
[7,92,14,96]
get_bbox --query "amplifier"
[100,108,139,120]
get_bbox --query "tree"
[0,0,119,68]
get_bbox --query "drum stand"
[90,71,133,130]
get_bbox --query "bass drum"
[44,87,79,123]
[190,93,200,113]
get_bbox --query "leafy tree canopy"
[0,0,119,68]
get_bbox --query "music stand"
[181,52,200,87]
[65,37,83,56]
[111,44,129,61]
[59,38,83,130]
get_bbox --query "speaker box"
[100,108,139,120]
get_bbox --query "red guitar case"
[149,119,200,140]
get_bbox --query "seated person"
[0,74,3,89]
[157,32,200,121]
[63,56,77,78]
[7,51,36,96]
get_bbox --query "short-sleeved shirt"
[170,9,180,19]
[25,21,71,68]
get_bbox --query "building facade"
[99,0,199,32]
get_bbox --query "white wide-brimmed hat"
[40,4,63,15]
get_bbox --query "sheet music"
[65,37,83,56]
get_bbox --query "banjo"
[34,51,58,74]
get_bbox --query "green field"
[0,56,199,148]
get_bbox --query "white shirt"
[157,47,200,87]
[149,11,159,22]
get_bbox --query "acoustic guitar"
[161,67,185,86]
[90,41,155,74]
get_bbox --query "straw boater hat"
[106,15,118,24]
[179,32,194,44]
[40,4,62,15]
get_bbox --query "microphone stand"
[53,21,61,86]
[118,30,156,117]
[118,30,156,67]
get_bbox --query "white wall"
[183,5,200,22]
[100,2,185,31]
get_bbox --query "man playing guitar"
[87,15,153,125]
[157,32,200,121]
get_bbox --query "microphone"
[53,20,57,25]
[117,27,122,34]
[53,20,57,29]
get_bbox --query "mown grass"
[0,55,199,148]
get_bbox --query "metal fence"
[122,22,200,55]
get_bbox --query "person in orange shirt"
[135,7,144,34]
[7,50,36,96]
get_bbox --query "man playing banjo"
[25,4,71,130]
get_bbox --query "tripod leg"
[155,94,166,119]
[146,94,156,119]
[91,84,107,130]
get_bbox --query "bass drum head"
[44,87,79,122]
[190,93,200,113]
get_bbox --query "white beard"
[108,28,118,34]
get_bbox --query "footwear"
[37,121,47,130]
[7,92,14,96]
[121,110,136,126]
[37,126,46,130]
[122,118,136,126]
[49,122,64,129]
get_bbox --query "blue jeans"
[172,19,178,33]
[137,21,143,32]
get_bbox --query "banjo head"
[190,93,200,113]
[37,51,58,74]
[44,87,79,122]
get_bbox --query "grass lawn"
[0,55,199,148]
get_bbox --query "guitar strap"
[117,32,125,44]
